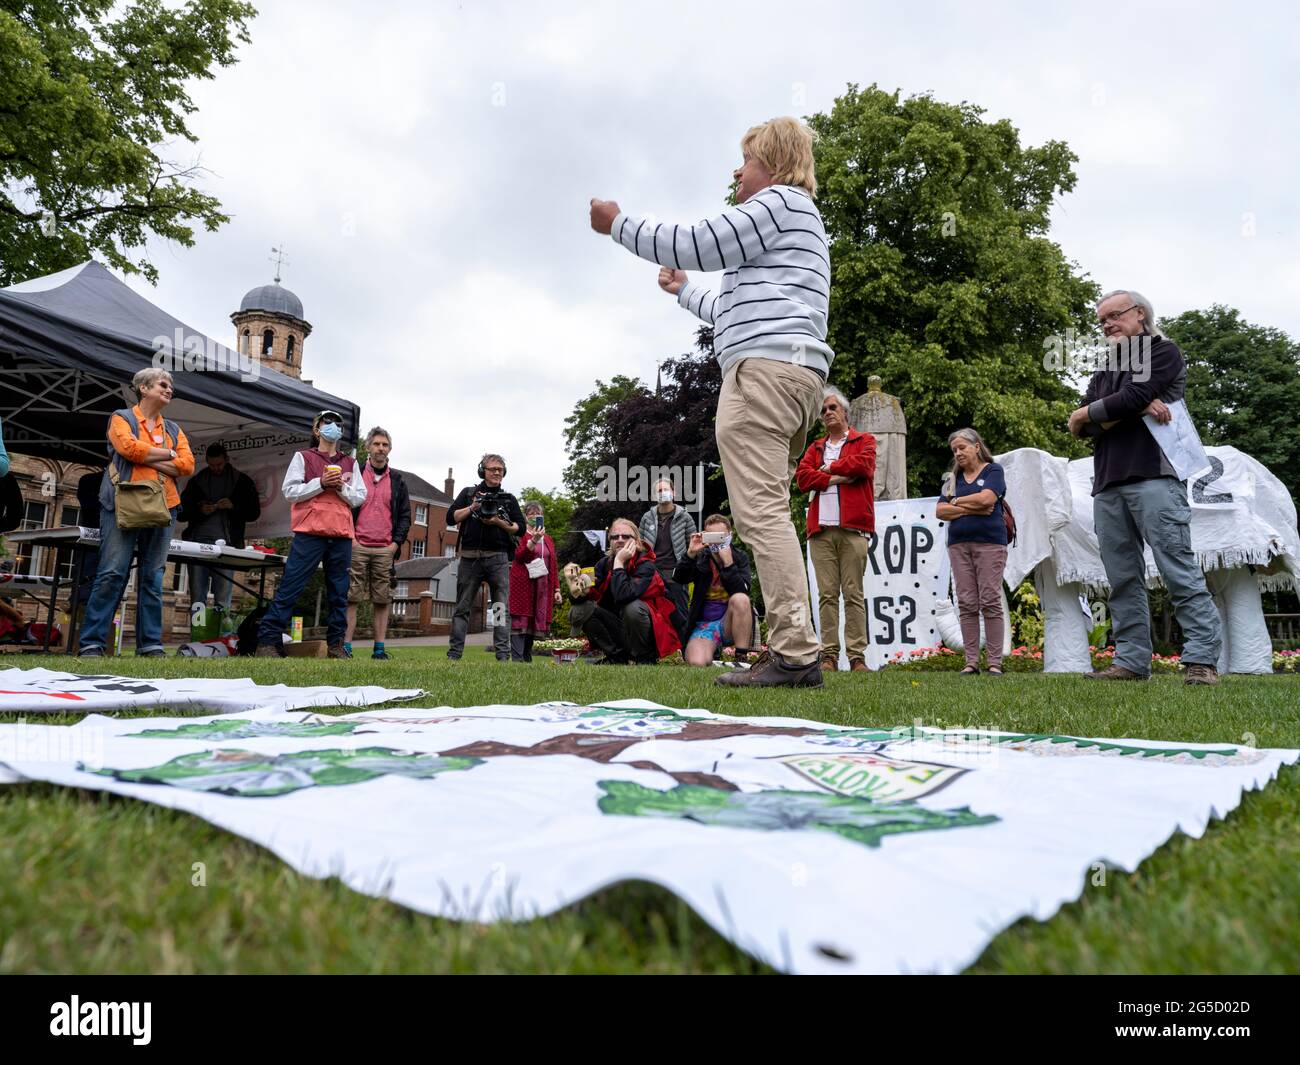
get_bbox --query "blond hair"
[741,117,818,197]
[606,517,642,558]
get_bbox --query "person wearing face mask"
[638,477,696,629]
[255,410,366,658]
[445,452,526,662]
[796,386,877,672]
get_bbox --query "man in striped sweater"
[590,116,831,688]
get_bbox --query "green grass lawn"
[1,648,1297,974]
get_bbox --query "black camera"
[475,488,503,520]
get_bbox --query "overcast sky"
[126,0,1299,497]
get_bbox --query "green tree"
[561,375,645,504]
[0,0,256,287]
[1160,305,1300,506]
[807,84,1099,493]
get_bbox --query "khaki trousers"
[715,357,822,664]
[809,526,871,663]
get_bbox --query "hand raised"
[589,198,620,235]
[658,267,687,295]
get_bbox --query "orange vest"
[290,449,356,538]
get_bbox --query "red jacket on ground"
[796,429,877,536]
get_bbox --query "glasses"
[609,534,635,542]
[1097,305,1139,326]
[484,466,505,474]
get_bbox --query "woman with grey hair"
[935,428,1007,675]
[508,500,560,662]
[78,368,196,656]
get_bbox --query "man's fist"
[589,198,620,234]
[658,267,687,295]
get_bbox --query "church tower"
[230,250,311,379]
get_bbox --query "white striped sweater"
[609,184,834,376]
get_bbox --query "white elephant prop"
[998,446,1299,673]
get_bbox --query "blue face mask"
[318,422,343,442]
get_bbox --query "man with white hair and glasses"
[1068,289,1222,685]
[796,386,877,672]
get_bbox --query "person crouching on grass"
[568,518,682,665]
[590,116,831,689]
[256,410,366,659]
[674,514,755,666]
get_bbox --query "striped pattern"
[611,185,834,375]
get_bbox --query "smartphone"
[701,531,728,545]
[529,516,544,529]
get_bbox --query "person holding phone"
[674,514,755,666]
[508,501,560,662]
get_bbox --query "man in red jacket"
[796,388,876,672]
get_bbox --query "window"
[262,329,274,356]
[444,545,455,558]
[169,562,188,594]
[412,539,426,559]
[241,329,250,354]
[15,501,48,575]
[286,335,295,363]
[395,581,409,598]
[414,503,428,526]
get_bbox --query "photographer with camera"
[446,453,526,661]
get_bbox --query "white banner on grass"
[807,497,951,670]
[0,699,1293,975]
[0,668,423,715]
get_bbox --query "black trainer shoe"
[327,643,352,659]
[371,649,392,660]
[714,650,824,688]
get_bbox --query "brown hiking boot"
[820,655,838,672]
[1083,663,1148,681]
[849,658,872,673]
[1184,663,1221,686]
[716,650,824,689]
[254,643,283,658]
[327,642,352,659]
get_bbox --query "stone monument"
[849,375,907,501]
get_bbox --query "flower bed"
[533,638,589,656]
[884,645,1184,674]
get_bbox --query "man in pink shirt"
[346,427,411,659]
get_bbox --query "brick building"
[2,276,460,646]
